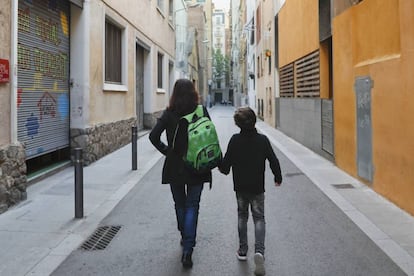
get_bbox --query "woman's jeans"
[170,182,204,254]
[236,192,265,255]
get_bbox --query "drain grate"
[285,172,305,177]
[80,225,122,251]
[332,184,355,189]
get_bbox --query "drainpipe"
[10,0,18,143]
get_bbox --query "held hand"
[218,167,224,174]
[275,182,281,187]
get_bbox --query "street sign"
[0,59,10,83]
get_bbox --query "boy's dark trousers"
[236,192,265,255]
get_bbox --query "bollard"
[74,148,84,218]
[132,126,138,170]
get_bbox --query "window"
[168,0,173,22]
[268,55,271,75]
[157,52,163,88]
[105,20,122,83]
[250,18,255,45]
[157,0,164,11]
[216,16,220,24]
[256,5,261,43]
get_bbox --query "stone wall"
[0,143,27,214]
[70,118,136,165]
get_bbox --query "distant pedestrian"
[218,106,282,276]
[149,79,212,269]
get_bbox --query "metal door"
[17,1,70,159]
[355,76,373,182]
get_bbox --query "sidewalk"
[0,112,413,275]
[0,131,163,276]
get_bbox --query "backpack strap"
[181,105,205,123]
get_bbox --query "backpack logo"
[174,105,222,173]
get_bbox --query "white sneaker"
[236,250,247,261]
[254,252,265,275]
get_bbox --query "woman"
[149,79,212,269]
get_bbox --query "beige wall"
[333,0,414,215]
[105,0,175,54]
[262,0,275,127]
[88,0,175,125]
[0,0,11,145]
[256,0,276,127]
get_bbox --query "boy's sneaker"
[254,252,265,275]
[236,250,247,261]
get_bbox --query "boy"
[219,107,282,276]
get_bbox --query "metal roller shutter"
[17,0,70,159]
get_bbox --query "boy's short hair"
[234,107,256,130]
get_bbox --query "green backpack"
[174,105,222,173]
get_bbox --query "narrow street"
[51,106,406,276]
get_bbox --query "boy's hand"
[275,182,281,187]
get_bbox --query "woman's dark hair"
[168,79,199,116]
[234,107,257,130]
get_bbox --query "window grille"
[279,50,320,98]
[295,50,320,97]
[279,63,294,97]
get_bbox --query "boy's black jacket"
[219,128,282,194]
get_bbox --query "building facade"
[0,0,175,213]
[332,0,414,215]
[211,8,228,104]
[244,0,257,112]
[255,0,276,126]
[277,0,334,159]
[228,0,414,216]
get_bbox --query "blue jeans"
[170,182,204,254]
[236,192,265,255]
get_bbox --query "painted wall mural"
[17,0,70,159]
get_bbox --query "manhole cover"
[332,184,355,189]
[80,225,122,251]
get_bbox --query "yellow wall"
[278,0,319,67]
[278,0,330,100]
[333,0,414,215]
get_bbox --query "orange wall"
[333,0,414,215]
[278,0,319,67]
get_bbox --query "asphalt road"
[51,106,406,276]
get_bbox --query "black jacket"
[219,128,282,194]
[149,107,212,185]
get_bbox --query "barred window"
[105,20,122,83]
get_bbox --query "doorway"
[136,44,146,130]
